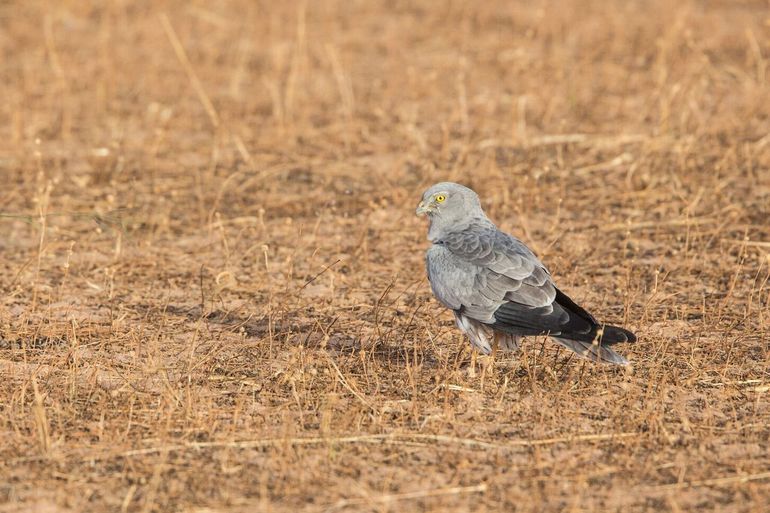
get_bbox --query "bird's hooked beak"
[415,200,433,216]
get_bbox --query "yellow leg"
[480,335,499,386]
[491,333,500,365]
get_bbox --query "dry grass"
[1,1,769,511]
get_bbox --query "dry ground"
[2,1,770,511]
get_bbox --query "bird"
[415,182,636,365]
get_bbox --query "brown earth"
[1,1,769,511]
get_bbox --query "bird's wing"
[435,226,598,339]
[426,225,550,316]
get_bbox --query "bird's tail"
[553,337,630,366]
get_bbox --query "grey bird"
[416,182,635,365]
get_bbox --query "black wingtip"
[600,325,636,345]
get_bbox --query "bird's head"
[416,182,487,239]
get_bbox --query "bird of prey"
[416,182,635,365]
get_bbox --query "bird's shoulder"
[436,222,543,268]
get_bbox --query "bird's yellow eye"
[435,194,446,203]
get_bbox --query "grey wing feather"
[427,225,555,322]
[434,225,594,337]
[441,226,555,309]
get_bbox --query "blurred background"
[1,1,769,512]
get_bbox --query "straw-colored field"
[2,1,769,511]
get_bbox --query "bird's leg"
[469,349,477,378]
[491,333,500,366]
[480,334,500,385]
